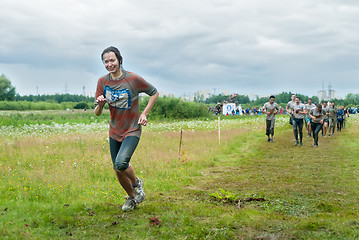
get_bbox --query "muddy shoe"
[132,178,145,204]
[122,196,137,211]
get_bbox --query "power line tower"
[64,83,68,94]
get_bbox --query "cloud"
[0,0,359,97]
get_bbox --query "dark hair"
[316,104,322,109]
[101,46,123,64]
[308,98,312,100]
[295,96,301,100]
[269,95,275,99]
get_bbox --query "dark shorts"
[109,136,140,171]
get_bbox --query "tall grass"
[0,113,358,239]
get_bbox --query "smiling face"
[103,51,121,75]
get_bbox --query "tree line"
[1,73,359,112]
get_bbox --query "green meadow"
[1,111,359,239]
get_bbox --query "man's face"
[308,99,312,104]
[270,97,275,104]
[291,95,296,101]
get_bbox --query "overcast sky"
[1,0,358,98]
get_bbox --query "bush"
[0,101,64,110]
[140,96,211,120]
[73,102,89,109]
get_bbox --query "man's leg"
[292,118,299,144]
[266,120,271,141]
[311,122,317,146]
[298,119,304,143]
[323,121,328,136]
[314,123,323,146]
[270,119,275,141]
[306,116,312,137]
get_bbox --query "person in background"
[321,101,330,137]
[337,106,344,131]
[328,101,338,136]
[343,106,348,128]
[286,94,296,126]
[304,98,314,137]
[94,46,159,211]
[291,96,306,146]
[309,104,325,147]
[262,95,279,143]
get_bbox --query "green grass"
[0,113,359,239]
[0,110,111,126]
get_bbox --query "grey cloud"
[0,0,358,97]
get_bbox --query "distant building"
[220,90,231,96]
[248,93,259,101]
[317,90,327,102]
[194,90,212,101]
[85,92,95,98]
[317,83,336,102]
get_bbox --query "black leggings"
[292,118,304,142]
[311,122,323,145]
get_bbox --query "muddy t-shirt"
[328,107,338,119]
[309,108,326,123]
[305,103,314,116]
[263,102,279,120]
[323,106,330,120]
[291,103,305,119]
[287,101,295,115]
[95,70,157,142]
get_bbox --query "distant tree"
[15,93,94,103]
[0,74,16,101]
[73,102,89,109]
[343,93,359,106]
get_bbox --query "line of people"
[262,94,348,147]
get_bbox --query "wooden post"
[178,128,183,159]
[218,116,221,145]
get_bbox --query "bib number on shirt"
[104,86,131,109]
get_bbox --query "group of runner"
[263,94,348,147]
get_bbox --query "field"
[1,111,359,239]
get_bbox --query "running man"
[286,94,296,126]
[328,101,337,136]
[309,104,326,147]
[263,95,279,142]
[95,46,159,211]
[291,96,306,146]
[337,106,344,131]
[304,98,314,137]
[321,101,330,137]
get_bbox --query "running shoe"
[300,142,303,146]
[294,141,299,146]
[133,178,145,204]
[270,139,274,143]
[313,144,318,148]
[122,196,137,211]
